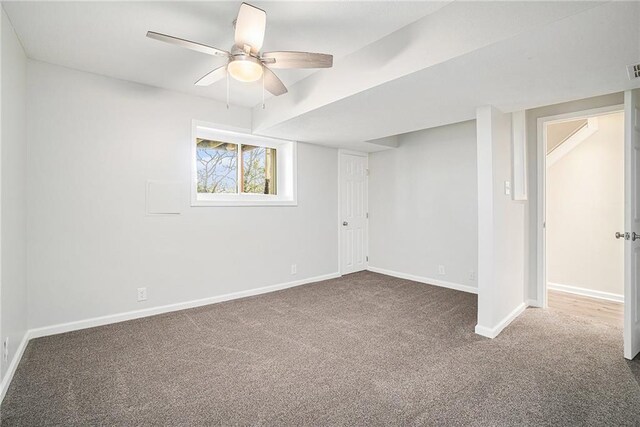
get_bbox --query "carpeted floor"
[2,271,640,426]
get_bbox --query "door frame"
[338,149,369,275]
[536,104,624,308]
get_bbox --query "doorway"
[537,101,639,356]
[339,150,368,275]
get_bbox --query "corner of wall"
[1,5,30,387]
[476,105,526,337]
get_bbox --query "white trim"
[336,150,342,275]
[475,302,527,339]
[526,298,541,307]
[28,272,340,340]
[536,104,624,310]
[0,331,29,403]
[190,198,298,207]
[548,282,624,303]
[367,266,478,294]
[0,272,339,404]
[537,113,546,308]
[190,120,298,207]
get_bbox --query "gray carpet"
[2,271,640,426]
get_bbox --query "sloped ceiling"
[547,119,588,154]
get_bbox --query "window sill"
[191,197,297,207]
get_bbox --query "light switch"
[504,181,511,196]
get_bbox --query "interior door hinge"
[366,256,369,262]
[366,212,369,219]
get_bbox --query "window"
[191,122,297,206]
[241,145,277,195]
[196,140,238,194]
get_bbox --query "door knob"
[342,221,348,226]
[615,231,640,241]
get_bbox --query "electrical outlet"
[438,265,446,275]
[291,264,297,275]
[3,338,9,362]
[137,287,147,302]
[469,270,476,281]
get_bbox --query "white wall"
[26,60,339,329]
[368,120,478,289]
[525,92,624,302]
[476,106,525,336]
[547,112,624,296]
[1,8,28,378]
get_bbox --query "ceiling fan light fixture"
[147,2,333,98]
[228,56,263,82]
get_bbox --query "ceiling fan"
[147,2,333,101]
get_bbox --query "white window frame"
[191,121,297,207]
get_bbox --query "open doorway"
[541,107,625,326]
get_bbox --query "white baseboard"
[366,266,478,294]
[0,331,29,403]
[1,272,340,405]
[547,282,623,303]
[475,302,527,339]
[29,272,341,339]
[526,299,541,308]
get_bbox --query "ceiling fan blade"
[234,3,266,54]
[195,65,228,86]
[263,67,287,96]
[261,51,333,69]
[147,31,230,57]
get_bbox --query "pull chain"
[262,68,265,110]
[226,70,230,110]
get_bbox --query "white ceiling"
[2,1,448,107]
[4,1,639,151]
[251,1,640,149]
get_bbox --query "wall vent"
[628,64,640,80]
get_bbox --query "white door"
[624,89,640,360]
[340,152,368,275]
